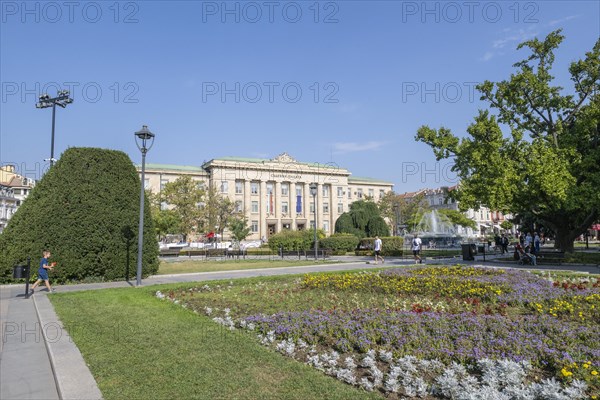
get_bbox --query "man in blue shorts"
[31,250,55,293]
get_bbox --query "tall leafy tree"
[203,183,236,239]
[146,190,182,239]
[335,200,390,237]
[228,216,251,244]
[378,191,430,233]
[416,30,599,252]
[162,176,204,241]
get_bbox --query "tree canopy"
[416,30,599,251]
[335,200,390,238]
[0,147,159,283]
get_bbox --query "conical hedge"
[0,147,159,283]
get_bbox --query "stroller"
[515,243,536,265]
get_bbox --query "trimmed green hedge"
[268,230,313,251]
[0,148,159,283]
[319,233,360,252]
[357,237,404,256]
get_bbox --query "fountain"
[404,209,464,249]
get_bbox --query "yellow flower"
[592,370,598,376]
[561,368,573,377]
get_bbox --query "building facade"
[0,165,36,233]
[140,153,394,241]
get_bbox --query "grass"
[157,259,342,275]
[50,286,381,400]
[564,252,600,264]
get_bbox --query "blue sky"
[1,1,598,192]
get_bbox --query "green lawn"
[157,259,342,275]
[50,287,381,400]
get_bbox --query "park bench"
[159,248,181,257]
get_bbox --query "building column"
[317,183,324,233]
[274,181,281,233]
[304,182,311,222]
[243,180,251,228]
[260,181,267,241]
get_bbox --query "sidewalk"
[0,284,102,400]
[0,285,59,400]
[1,258,596,400]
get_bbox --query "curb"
[33,294,103,400]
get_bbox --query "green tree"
[378,191,430,233]
[162,176,204,241]
[146,191,181,239]
[416,30,600,252]
[437,208,477,230]
[335,200,390,237]
[202,183,236,238]
[500,220,514,231]
[228,216,251,244]
[0,148,159,283]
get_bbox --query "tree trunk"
[554,228,576,252]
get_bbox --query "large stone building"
[140,153,394,240]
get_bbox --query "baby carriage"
[515,243,536,265]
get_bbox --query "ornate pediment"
[271,152,297,163]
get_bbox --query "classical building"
[0,165,36,233]
[140,153,394,240]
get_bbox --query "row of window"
[235,200,344,214]
[154,178,387,200]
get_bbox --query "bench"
[159,248,181,257]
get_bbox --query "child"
[31,250,55,293]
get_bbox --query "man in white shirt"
[412,234,423,264]
[374,236,384,265]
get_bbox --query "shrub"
[0,147,159,283]
[268,230,312,251]
[320,234,360,252]
[358,237,404,256]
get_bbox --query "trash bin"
[13,264,30,279]
[461,244,477,261]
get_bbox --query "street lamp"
[36,90,73,166]
[134,125,155,286]
[309,183,318,260]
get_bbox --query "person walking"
[500,234,509,254]
[30,250,56,293]
[373,236,384,265]
[534,232,541,254]
[412,234,422,264]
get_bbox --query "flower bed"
[158,266,600,398]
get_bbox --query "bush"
[0,147,159,283]
[358,237,404,256]
[268,230,312,251]
[319,234,360,252]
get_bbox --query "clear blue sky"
[1,1,598,192]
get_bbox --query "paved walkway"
[1,257,597,399]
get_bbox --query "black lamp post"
[36,90,73,166]
[134,125,155,286]
[309,183,318,260]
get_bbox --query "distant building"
[139,153,394,241]
[0,165,36,233]
[401,185,512,238]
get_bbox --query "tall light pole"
[309,183,318,260]
[134,125,155,286]
[36,90,73,166]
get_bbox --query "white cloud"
[548,15,578,26]
[333,141,385,154]
[481,27,538,62]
